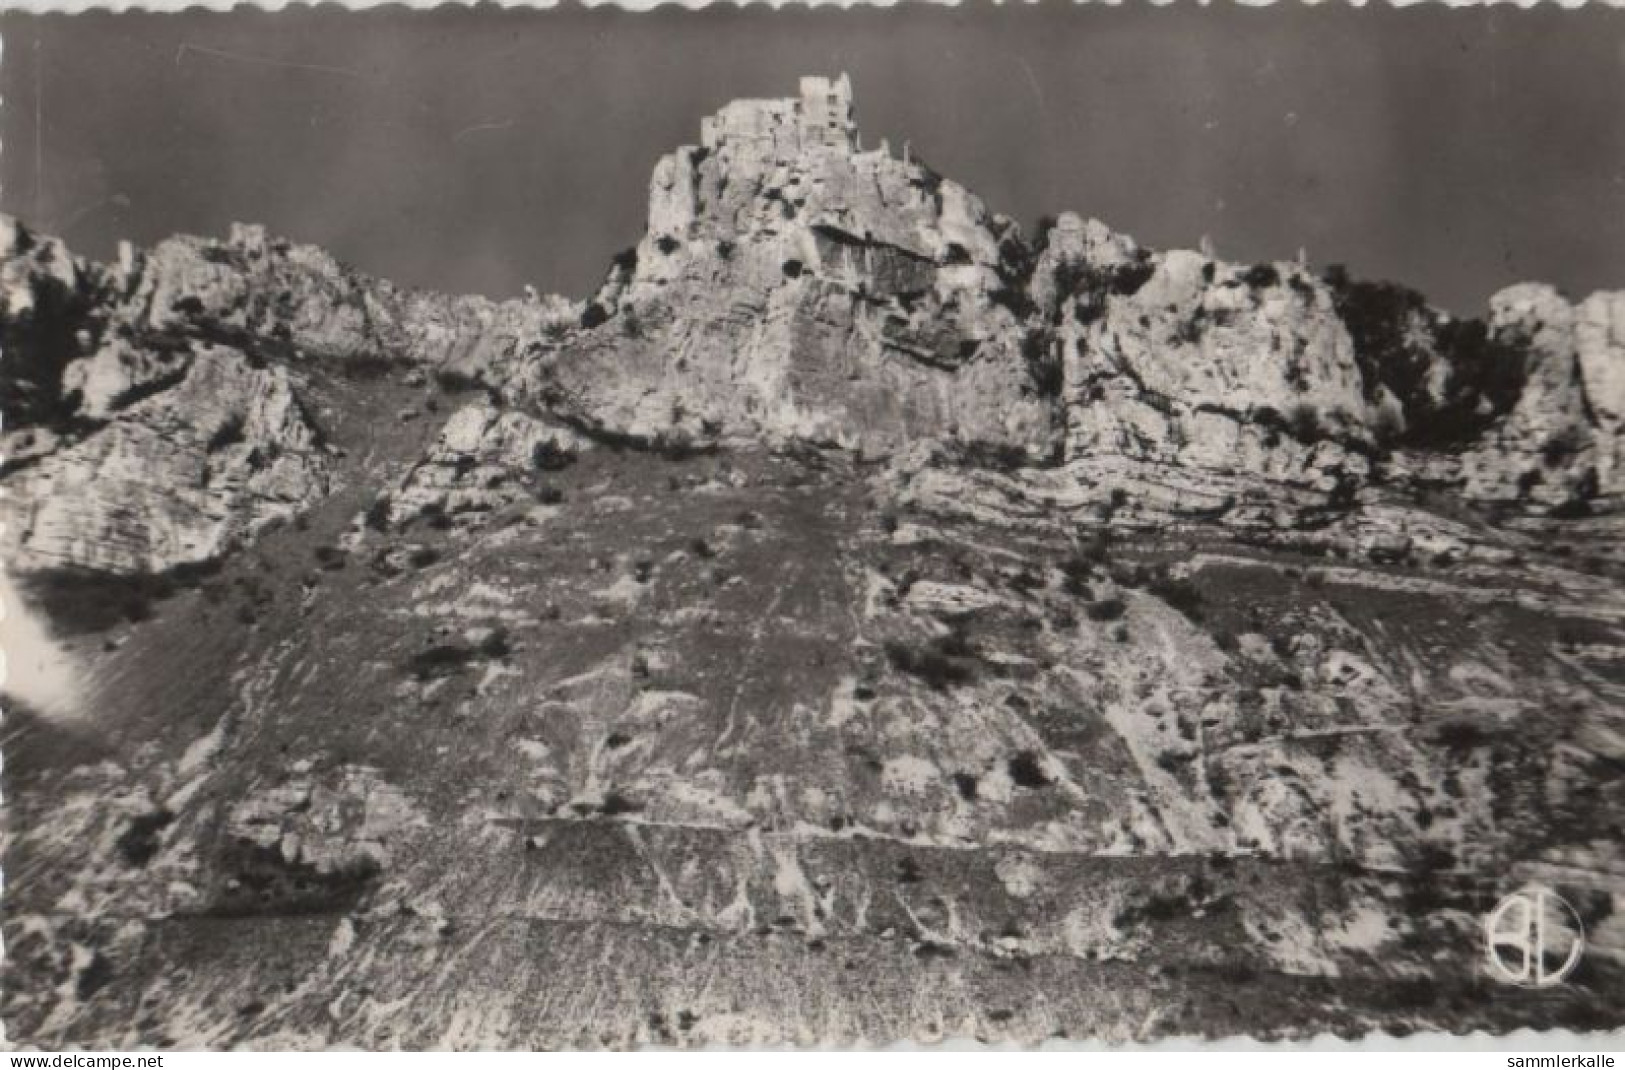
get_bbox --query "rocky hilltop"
[3,78,1623,1046]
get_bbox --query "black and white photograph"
[0,1,1622,1050]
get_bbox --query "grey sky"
[2,4,1623,315]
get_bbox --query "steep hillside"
[2,76,1622,1047]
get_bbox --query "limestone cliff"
[517,75,1055,457]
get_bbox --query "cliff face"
[3,79,1624,1047]
[522,75,1055,457]
[0,217,580,575]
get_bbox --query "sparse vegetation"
[363,495,393,532]
[957,440,1030,472]
[433,368,482,393]
[1059,554,1096,596]
[21,560,224,636]
[1285,402,1324,445]
[1146,572,1205,621]
[1085,595,1126,622]
[884,631,979,690]
[599,792,642,817]
[1007,751,1052,789]
[206,414,247,452]
[115,810,175,866]
[531,440,577,471]
[1242,263,1280,289]
[1324,265,1527,448]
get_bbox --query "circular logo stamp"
[1484,883,1585,987]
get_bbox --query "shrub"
[655,235,680,255]
[1059,556,1095,596]
[408,643,474,680]
[989,284,1038,319]
[419,502,453,530]
[1432,721,1490,752]
[1008,569,1046,595]
[1020,331,1064,398]
[621,307,644,339]
[434,368,481,393]
[1285,402,1323,445]
[206,414,246,452]
[115,810,175,866]
[1147,572,1205,621]
[1110,258,1157,297]
[108,365,190,412]
[478,627,512,660]
[1007,751,1052,788]
[1371,406,1404,448]
[531,440,577,471]
[1436,317,1525,426]
[75,954,114,1002]
[1326,267,1527,449]
[1156,751,1194,774]
[1242,263,1280,289]
[599,792,642,817]
[537,485,564,505]
[1323,268,1432,403]
[1085,596,1126,621]
[580,303,610,330]
[960,440,1029,471]
[363,495,392,532]
[951,772,979,800]
[884,634,978,690]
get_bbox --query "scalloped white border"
[0,0,1623,10]
[1,0,1623,1053]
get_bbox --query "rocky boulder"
[3,342,329,574]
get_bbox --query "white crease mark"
[174,43,364,80]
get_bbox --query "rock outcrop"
[516,75,1055,456]
[0,217,574,574]
[7,342,328,574]
[1457,285,1624,511]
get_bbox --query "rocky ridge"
[5,77,1623,578]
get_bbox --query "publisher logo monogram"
[1484,884,1585,987]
